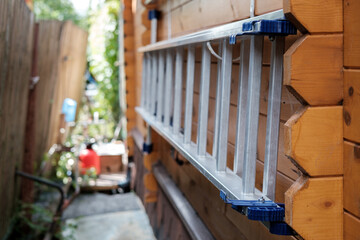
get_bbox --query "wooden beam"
[283,0,343,33]
[344,212,360,240]
[344,141,360,218]
[344,70,360,143]
[344,0,360,68]
[153,163,215,240]
[284,106,343,176]
[284,34,343,106]
[285,176,343,240]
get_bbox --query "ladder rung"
[156,50,165,122]
[164,49,174,127]
[212,40,222,159]
[197,43,211,156]
[215,39,233,172]
[183,45,195,144]
[262,36,285,201]
[242,35,264,195]
[173,47,184,135]
[150,51,158,115]
[234,39,251,175]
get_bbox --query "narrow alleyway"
[62,193,156,239]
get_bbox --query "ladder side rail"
[197,43,211,156]
[215,39,233,171]
[212,41,223,159]
[234,39,250,175]
[173,47,184,135]
[262,36,285,201]
[156,50,165,122]
[184,45,196,144]
[164,49,174,128]
[242,36,264,194]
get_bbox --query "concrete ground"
[62,192,156,240]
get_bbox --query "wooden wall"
[34,21,88,167]
[0,0,34,237]
[129,0,347,239]
[343,0,360,239]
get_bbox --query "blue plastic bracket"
[143,142,153,154]
[220,190,294,235]
[229,19,296,44]
[148,9,160,20]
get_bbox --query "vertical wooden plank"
[344,0,360,68]
[344,70,360,143]
[344,141,360,218]
[344,212,360,240]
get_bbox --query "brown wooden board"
[0,1,34,237]
[344,70,360,143]
[284,106,343,176]
[344,0,360,68]
[34,21,88,167]
[344,141,360,218]
[284,0,343,33]
[285,176,343,240]
[344,212,360,240]
[284,34,343,106]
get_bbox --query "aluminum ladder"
[136,10,296,235]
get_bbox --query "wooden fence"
[34,20,88,167]
[0,1,88,238]
[0,0,34,237]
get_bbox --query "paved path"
[62,192,156,240]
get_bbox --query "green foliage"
[5,202,77,240]
[88,0,121,125]
[56,152,76,184]
[33,0,89,30]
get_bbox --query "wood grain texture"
[344,70,360,143]
[344,0,360,68]
[344,141,360,218]
[285,176,343,240]
[0,1,34,237]
[34,21,88,166]
[344,212,360,240]
[283,0,343,33]
[284,106,343,176]
[284,34,343,106]
[255,0,282,15]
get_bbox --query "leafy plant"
[5,202,77,240]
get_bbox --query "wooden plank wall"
[343,0,360,239]
[34,21,88,167]
[0,0,34,237]
[283,0,344,239]
[130,0,347,239]
[130,0,301,239]
[133,139,192,240]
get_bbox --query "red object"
[79,149,100,175]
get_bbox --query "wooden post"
[21,23,39,203]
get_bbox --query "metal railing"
[136,10,292,202]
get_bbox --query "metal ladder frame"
[136,9,296,235]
